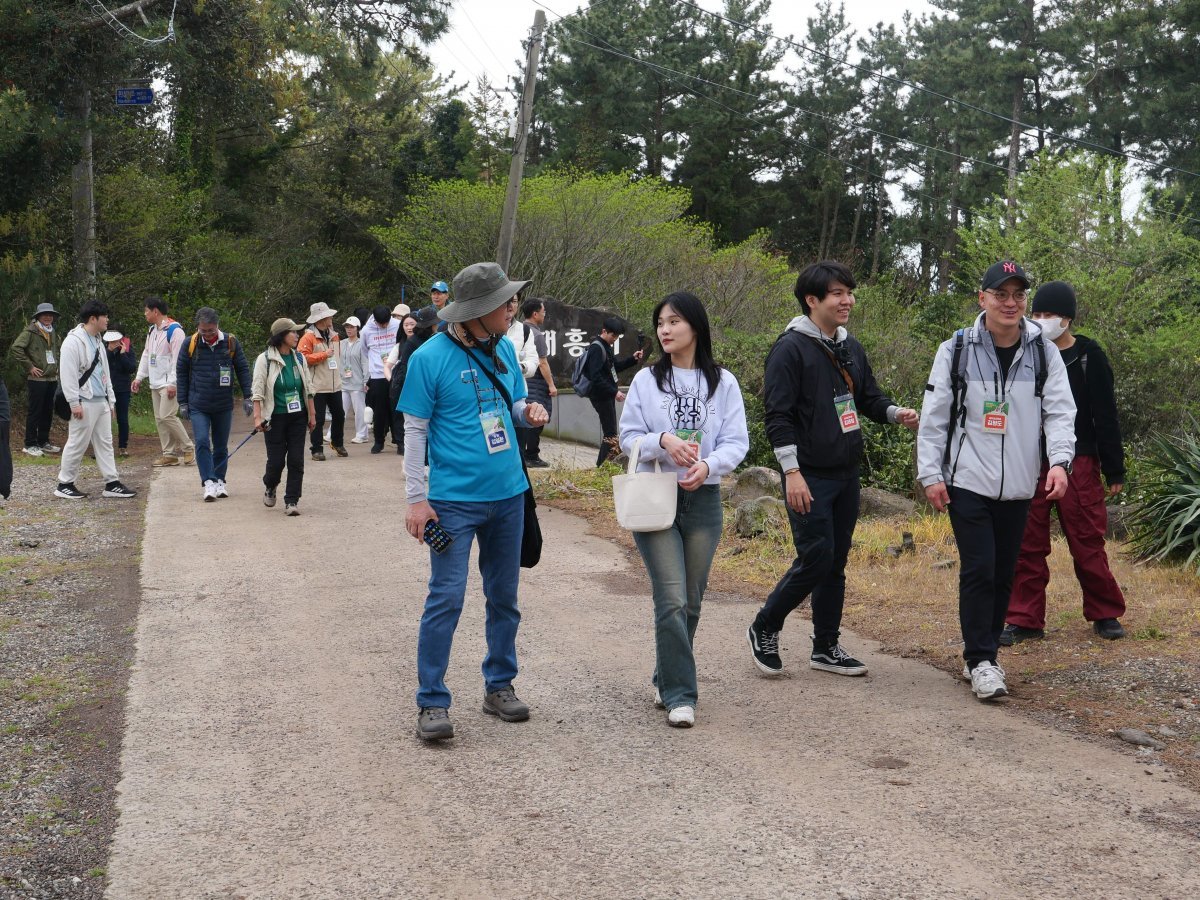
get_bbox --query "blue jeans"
[190,408,232,485]
[417,494,525,709]
[632,484,723,710]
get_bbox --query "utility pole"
[496,9,546,272]
[71,86,97,298]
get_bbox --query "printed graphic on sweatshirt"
[660,374,714,433]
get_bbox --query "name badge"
[149,353,157,367]
[343,366,353,379]
[285,390,302,414]
[834,393,860,433]
[327,355,338,369]
[675,428,703,455]
[480,411,511,454]
[219,365,231,387]
[46,351,56,364]
[982,400,1009,435]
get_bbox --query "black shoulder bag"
[464,346,543,568]
[53,342,102,421]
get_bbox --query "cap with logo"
[981,261,1030,292]
[431,281,449,293]
[343,315,362,328]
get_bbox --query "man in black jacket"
[1006,282,1127,642]
[747,261,918,678]
[581,316,643,466]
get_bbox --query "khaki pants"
[152,386,193,457]
[57,401,118,486]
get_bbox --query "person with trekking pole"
[252,318,316,516]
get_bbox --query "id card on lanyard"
[219,365,231,387]
[834,393,860,433]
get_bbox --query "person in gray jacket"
[340,316,369,443]
[916,261,1075,703]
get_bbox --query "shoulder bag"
[613,435,678,532]
[53,342,101,421]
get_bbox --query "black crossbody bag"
[463,346,543,568]
[53,343,102,421]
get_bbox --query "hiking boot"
[203,480,218,502]
[747,621,783,676]
[1093,618,1126,640]
[667,706,695,728]
[23,446,43,458]
[263,487,276,508]
[810,642,868,676]
[999,623,1044,646]
[416,707,454,741]
[482,688,530,722]
[214,480,229,498]
[311,450,325,461]
[40,443,61,454]
[332,445,348,458]
[102,481,137,499]
[970,662,1008,701]
[284,503,300,516]
[181,450,196,465]
[526,457,550,468]
[117,447,129,458]
[54,482,87,500]
[370,443,383,454]
[152,455,180,467]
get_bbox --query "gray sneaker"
[416,707,454,741]
[482,688,530,722]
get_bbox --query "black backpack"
[571,340,603,398]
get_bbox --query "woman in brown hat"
[298,302,345,461]
[251,318,316,516]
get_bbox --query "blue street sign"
[115,87,154,106]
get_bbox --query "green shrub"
[1129,431,1200,573]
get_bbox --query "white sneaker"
[653,687,665,709]
[203,480,218,502]
[23,446,43,457]
[350,436,368,444]
[962,663,972,681]
[214,480,229,498]
[667,706,695,728]
[970,662,1008,701]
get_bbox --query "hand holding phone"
[423,519,454,554]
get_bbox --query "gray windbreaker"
[917,313,1076,501]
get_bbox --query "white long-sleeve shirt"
[135,319,185,388]
[619,366,749,484]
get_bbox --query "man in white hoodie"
[54,300,136,500]
[916,261,1076,702]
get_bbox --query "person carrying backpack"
[176,307,253,502]
[576,316,644,466]
[916,261,1076,703]
[132,296,194,467]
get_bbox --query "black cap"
[412,305,440,328]
[981,261,1030,291]
[1031,281,1077,320]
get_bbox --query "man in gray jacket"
[916,261,1075,702]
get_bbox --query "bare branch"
[82,0,166,31]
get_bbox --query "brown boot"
[152,455,180,467]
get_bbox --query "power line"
[670,0,1200,183]
[86,0,178,46]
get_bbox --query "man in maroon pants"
[1005,282,1127,643]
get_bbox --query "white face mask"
[38,321,54,333]
[1037,316,1067,341]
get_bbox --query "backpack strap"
[1033,334,1047,399]
[188,333,199,357]
[943,329,968,467]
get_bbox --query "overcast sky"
[431,0,936,102]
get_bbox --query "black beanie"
[1031,281,1077,319]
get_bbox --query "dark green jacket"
[9,320,61,382]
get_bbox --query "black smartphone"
[423,519,454,554]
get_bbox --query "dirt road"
[106,431,1200,898]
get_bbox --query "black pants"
[310,392,345,451]
[947,486,1032,667]
[0,378,12,499]
[366,378,391,447]
[390,407,405,449]
[25,380,55,448]
[517,426,543,460]
[754,474,860,647]
[589,396,619,467]
[264,411,307,504]
[114,391,131,449]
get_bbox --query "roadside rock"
[734,496,788,538]
[1106,502,1139,541]
[859,487,916,518]
[724,467,781,506]
[1116,728,1167,750]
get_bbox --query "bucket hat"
[102,330,123,342]
[32,302,59,319]
[440,263,530,323]
[306,301,338,324]
[343,315,361,328]
[391,303,411,318]
[270,317,306,337]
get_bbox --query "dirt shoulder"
[1,424,157,898]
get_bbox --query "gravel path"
[103,428,1200,899]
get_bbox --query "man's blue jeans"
[632,484,723,711]
[417,494,525,709]
[189,408,232,486]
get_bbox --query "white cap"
[391,303,410,317]
[343,316,361,328]
[102,330,123,342]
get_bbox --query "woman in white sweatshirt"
[619,291,749,728]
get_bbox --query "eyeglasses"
[984,290,1028,304]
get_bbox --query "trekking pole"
[225,427,262,461]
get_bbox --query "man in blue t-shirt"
[399,262,549,742]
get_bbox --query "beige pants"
[57,401,118,486]
[152,386,193,457]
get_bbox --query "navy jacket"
[176,332,253,413]
[106,346,138,394]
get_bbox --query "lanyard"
[809,336,855,395]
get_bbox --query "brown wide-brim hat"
[270,317,306,337]
[307,301,338,324]
[440,262,530,323]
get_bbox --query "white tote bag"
[612,435,679,532]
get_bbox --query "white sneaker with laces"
[350,436,368,444]
[203,480,218,502]
[23,446,43,457]
[667,706,695,728]
[970,662,1008,700]
[215,480,229,498]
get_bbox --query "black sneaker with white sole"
[102,481,137,499]
[747,621,783,675]
[54,482,87,500]
[810,642,868,676]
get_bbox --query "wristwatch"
[1050,459,1073,476]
